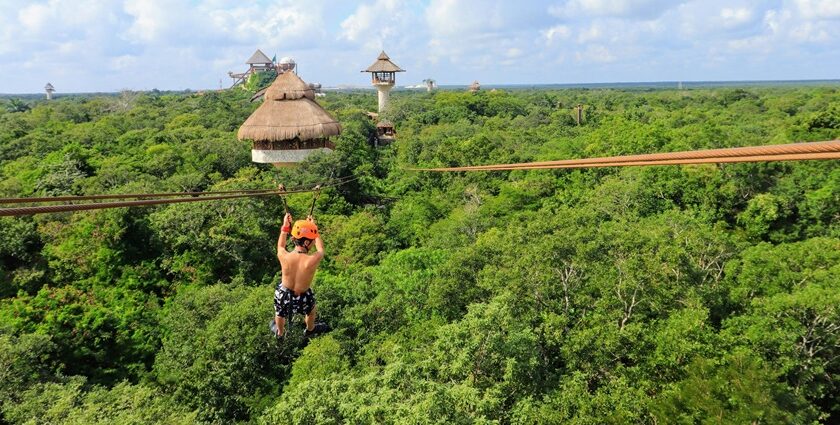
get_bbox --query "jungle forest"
[0,84,839,424]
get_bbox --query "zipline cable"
[409,140,840,172]
[0,190,296,217]
[0,175,358,206]
[0,188,279,205]
[438,152,840,171]
[0,175,361,217]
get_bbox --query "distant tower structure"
[45,83,55,100]
[469,80,480,93]
[228,49,274,86]
[574,104,584,125]
[362,51,405,113]
[246,49,274,73]
[423,78,437,92]
[277,56,296,74]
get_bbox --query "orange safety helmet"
[291,220,319,240]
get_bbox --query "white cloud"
[339,0,420,52]
[18,3,52,32]
[423,0,555,70]
[543,25,572,43]
[720,7,753,27]
[110,54,137,70]
[763,9,789,34]
[789,22,831,42]
[123,0,174,43]
[575,44,615,63]
[506,47,523,58]
[426,0,554,37]
[1,0,839,92]
[550,0,684,19]
[341,0,397,42]
[794,0,840,19]
[211,2,327,48]
[577,24,604,43]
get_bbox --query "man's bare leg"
[274,315,286,337]
[304,305,317,332]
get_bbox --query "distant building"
[246,49,274,73]
[45,82,55,100]
[228,49,274,87]
[375,120,396,147]
[469,80,480,93]
[362,51,405,113]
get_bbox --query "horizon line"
[3,78,840,96]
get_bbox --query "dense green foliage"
[0,85,839,424]
[244,71,278,92]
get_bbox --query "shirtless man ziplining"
[272,213,330,339]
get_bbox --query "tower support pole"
[377,85,393,113]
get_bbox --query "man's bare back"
[278,247,322,294]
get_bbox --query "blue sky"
[1,0,839,93]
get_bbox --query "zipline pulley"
[308,185,322,218]
[275,183,321,219]
[277,184,290,216]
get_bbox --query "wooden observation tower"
[362,51,404,113]
[228,49,275,87]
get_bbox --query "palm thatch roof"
[238,72,341,142]
[45,83,55,91]
[246,49,272,65]
[363,51,405,73]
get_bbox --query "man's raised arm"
[309,216,325,260]
[278,213,292,260]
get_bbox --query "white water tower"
[362,51,404,113]
[45,83,55,100]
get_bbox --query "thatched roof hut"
[363,51,405,73]
[238,71,341,166]
[469,80,480,93]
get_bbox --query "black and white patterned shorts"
[274,285,316,318]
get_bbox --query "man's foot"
[303,322,330,338]
[269,320,285,340]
